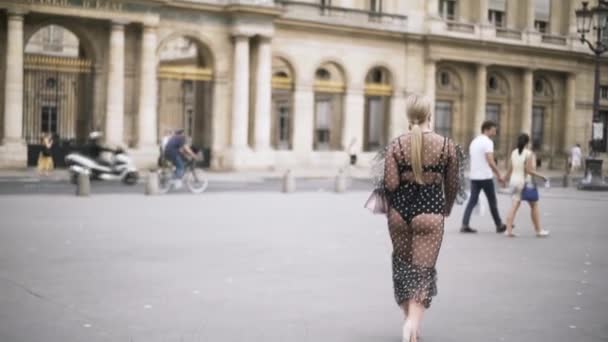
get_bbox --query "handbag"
[364,189,388,215]
[521,182,539,202]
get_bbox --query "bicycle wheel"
[185,167,209,194]
[157,167,173,194]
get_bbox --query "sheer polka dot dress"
[383,132,459,308]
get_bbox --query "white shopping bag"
[473,191,487,216]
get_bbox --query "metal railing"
[275,0,407,29]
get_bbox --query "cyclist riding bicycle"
[163,129,199,188]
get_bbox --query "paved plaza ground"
[0,188,607,342]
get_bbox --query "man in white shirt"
[461,121,507,233]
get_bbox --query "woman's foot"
[536,230,550,237]
[402,320,415,342]
[504,231,517,237]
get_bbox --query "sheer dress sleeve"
[384,140,400,193]
[443,139,459,216]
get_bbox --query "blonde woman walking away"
[37,133,54,176]
[504,133,549,237]
[383,94,459,341]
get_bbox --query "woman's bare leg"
[530,202,541,233]
[505,199,521,236]
[407,300,425,342]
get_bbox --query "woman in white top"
[504,133,549,237]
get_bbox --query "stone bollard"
[282,170,296,193]
[335,168,347,193]
[76,173,90,197]
[145,170,159,195]
[562,173,570,188]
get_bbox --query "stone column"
[231,35,250,150]
[105,22,126,147]
[292,85,314,156]
[506,0,518,29]
[389,92,407,139]
[2,11,24,145]
[521,68,534,134]
[426,0,444,33]
[564,73,577,152]
[427,0,439,17]
[549,0,561,35]
[136,25,158,150]
[0,9,27,168]
[568,0,578,36]
[474,63,487,135]
[478,0,489,25]
[253,36,272,151]
[424,59,437,108]
[341,89,365,153]
[525,0,536,31]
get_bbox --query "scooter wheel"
[123,172,139,185]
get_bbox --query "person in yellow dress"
[37,133,54,176]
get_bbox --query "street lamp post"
[576,0,608,190]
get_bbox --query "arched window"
[23,24,93,154]
[271,57,295,150]
[157,36,215,166]
[313,62,346,151]
[364,67,392,151]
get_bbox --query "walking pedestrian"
[37,133,54,176]
[570,143,582,174]
[382,94,459,342]
[461,121,507,233]
[504,133,550,237]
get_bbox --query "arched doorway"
[157,36,214,167]
[271,57,294,150]
[485,71,511,157]
[23,24,94,166]
[532,75,556,167]
[435,66,464,141]
[364,67,392,151]
[313,62,345,151]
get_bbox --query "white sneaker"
[537,230,550,237]
[173,179,183,189]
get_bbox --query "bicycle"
[157,154,209,194]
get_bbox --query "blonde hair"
[405,94,432,184]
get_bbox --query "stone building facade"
[0,0,607,170]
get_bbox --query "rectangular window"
[488,10,505,28]
[365,97,386,151]
[486,103,501,149]
[535,20,548,33]
[320,0,331,8]
[41,106,58,135]
[315,99,332,150]
[434,101,453,138]
[370,0,382,13]
[601,85,608,100]
[535,0,550,25]
[277,103,291,150]
[439,0,457,20]
[532,106,545,150]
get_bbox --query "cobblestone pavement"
[0,189,607,342]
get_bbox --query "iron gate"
[23,54,94,167]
